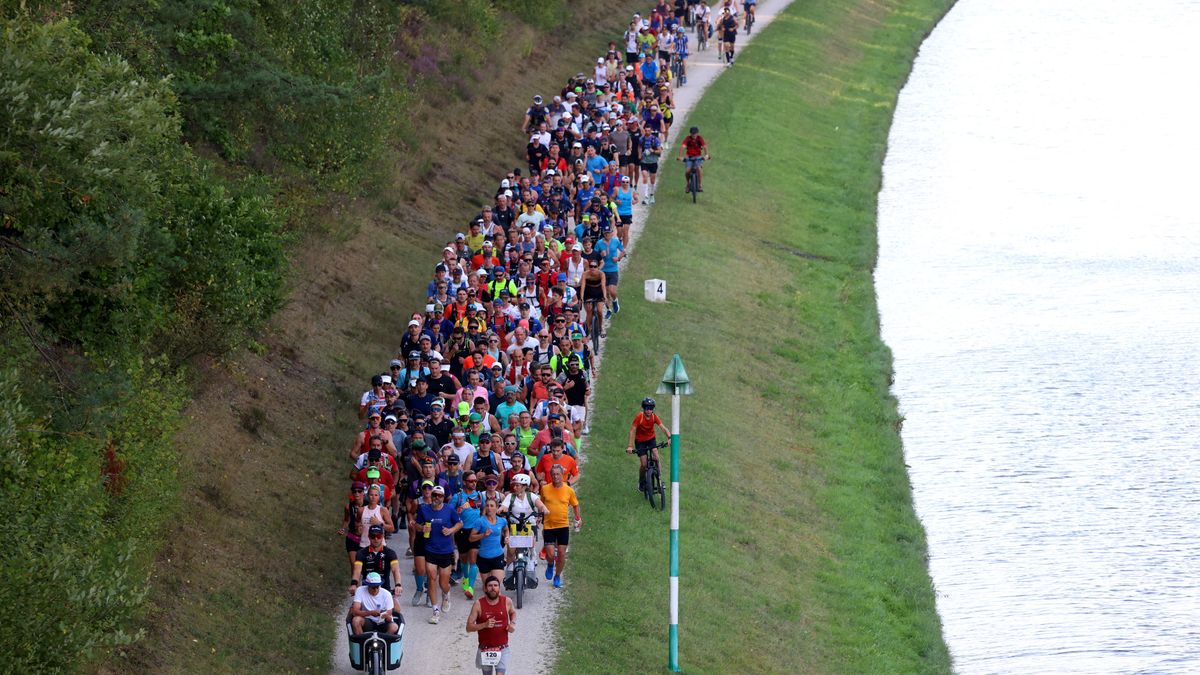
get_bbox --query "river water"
[875,1,1200,672]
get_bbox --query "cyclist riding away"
[626,397,671,492]
[678,126,709,193]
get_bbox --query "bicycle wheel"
[369,645,384,675]
[652,467,666,511]
[514,567,525,609]
[591,305,601,353]
[689,171,698,203]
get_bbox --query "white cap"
[408,319,420,327]
[504,189,513,198]
[500,179,511,188]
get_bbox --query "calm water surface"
[876,1,1200,672]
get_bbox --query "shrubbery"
[0,0,582,668]
[0,16,281,669]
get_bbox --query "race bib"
[481,649,502,666]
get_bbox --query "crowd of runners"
[337,1,747,672]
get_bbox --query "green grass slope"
[558,0,955,672]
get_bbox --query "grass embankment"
[559,0,955,672]
[108,1,648,672]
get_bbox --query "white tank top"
[360,504,384,548]
[567,258,585,287]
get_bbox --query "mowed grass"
[557,1,955,673]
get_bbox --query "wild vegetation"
[0,0,598,670]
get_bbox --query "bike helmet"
[642,397,656,410]
[690,126,699,134]
[512,473,531,486]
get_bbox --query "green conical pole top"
[657,354,694,396]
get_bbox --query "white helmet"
[512,473,531,487]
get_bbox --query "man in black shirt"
[424,403,455,450]
[349,525,403,594]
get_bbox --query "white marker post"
[657,354,693,672]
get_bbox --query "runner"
[539,465,581,589]
[469,497,509,589]
[416,485,462,624]
[719,7,739,65]
[466,576,516,674]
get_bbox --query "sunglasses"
[422,485,433,490]
[505,441,518,446]
[465,479,477,484]
[369,534,383,539]
[352,488,364,494]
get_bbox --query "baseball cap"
[431,398,445,409]
[432,485,445,495]
[368,524,384,537]
[469,412,482,422]
[504,385,519,394]
[368,448,382,461]
[366,468,381,479]
[456,232,465,240]
[447,454,460,465]
[389,358,403,367]
[457,401,471,417]
[556,272,567,282]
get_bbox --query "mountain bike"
[503,510,539,608]
[682,156,708,203]
[744,7,756,33]
[670,53,686,86]
[586,298,603,354]
[696,19,708,51]
[641,441,670,510]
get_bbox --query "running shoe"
[538,549,546,561]
[553,575,563,588]
[404,547,413,558]
[464,584,474,600]
[428,609,440,625]
[605,309,613,320]
[545,564,555,581]
[613,299,620,313]
[442,598,451,612]
[411,589,422,606]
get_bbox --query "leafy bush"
[0,16,286,361]
[0,361,185,673]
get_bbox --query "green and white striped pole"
[658,354,693,672]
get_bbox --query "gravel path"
[328,3,794,672]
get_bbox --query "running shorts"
[543,526,571,546]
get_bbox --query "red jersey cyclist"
[625,397,671,492]
[677,126,709,193]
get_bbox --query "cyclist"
[677,126,710,193]
[673,25,690,85]
[719,7,739,65]
[540,465,581,588]
[743,0,756,32]
[626,397,671,492]
[465,576,516,674]
[580,258,607,336]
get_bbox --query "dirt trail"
[328,3,795,672]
